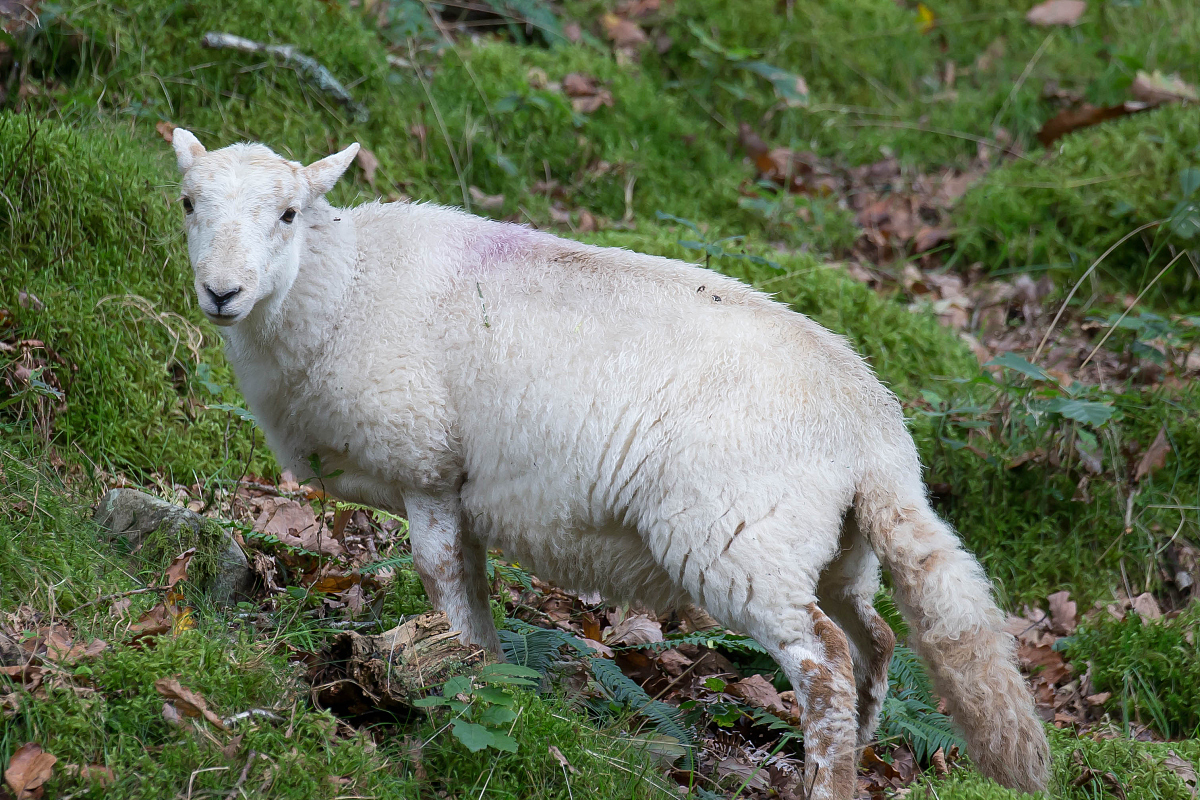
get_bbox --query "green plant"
[414,664,544,753]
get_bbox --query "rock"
[94,488,253,606]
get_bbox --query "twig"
[223,709,286,727]
[405,39,471,211]
[1078,250,1186,371]
[845,119,1039,163]
[225,752,257,800]
[1033,220,1162,362]
[991,33,1052,132]
[186,766,229,800]
[201,32,367,122]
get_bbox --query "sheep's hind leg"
[405,490,502,657]
[818,515,895,745]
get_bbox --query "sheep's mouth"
[203,309,245,326]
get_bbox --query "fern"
[621,628,768,656]
[888,642,935,703]
[499,625,574,674]
[878,692,963,762]
[587,656,697,770]
[358,553,414,574]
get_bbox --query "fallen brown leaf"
[469,186,505,212]
[600,13,648,49]
[61,764,114,786]
[1134,426,1171,483]
[1037,102,1150,147]
[604,613,663,646]
[1130,592,1162,620]
[1048,590,1077,635]
[154,678,228,730]
[548,745,578,774]
[1161,750,1197,797]
[1131,70,1198,105]
[4,742,57,800]
[913,226,950,253]
[728,674,788,717]
[164,548,196,589]
[562,72,615,114]
[356,147,380,188]
[1018,643,1072,685]
[1025,0,1086,26]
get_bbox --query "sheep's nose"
[204,284,242,310]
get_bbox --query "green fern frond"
[888,642,935,703]
[358,554,414,574]
[874,590,909,638]
[622,629,768,655]
[878,692,963,763]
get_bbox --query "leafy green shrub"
[1067,603,1200,738]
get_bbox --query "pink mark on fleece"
[464,225,550,274]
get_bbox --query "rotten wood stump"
[308,611,491,719]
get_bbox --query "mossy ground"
[2,0,1198,796]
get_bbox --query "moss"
[909,728,1200,799]
[1067,604,1200,738]
[952,103,1200,301]
[0,115,262,481]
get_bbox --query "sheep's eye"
[280,208,297,224]
[181,197,194,215]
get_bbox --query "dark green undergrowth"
[1067,605,1200,739]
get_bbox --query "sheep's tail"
[855,467,1050,794]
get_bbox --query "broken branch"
[201,32,368,122]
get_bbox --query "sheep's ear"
[304,143,360,198]
[172,129,206,174]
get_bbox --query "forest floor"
[1,0,1198,798]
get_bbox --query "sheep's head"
[171,129,359,326]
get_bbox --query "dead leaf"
[164,548,196,589]
[715,756,770,790]
[600,13,648,49]
[1162,751,1197,797]
[162,701,185,727]
[1026,0,1086,26]
[932,747,949,777]
[61,764,114,786]
[254,499,343,557]
[603,613,663,646]
[728,674,788,716]
[356,147,380,187]
[1134,426,1171,483]
[1130,592,1162,620]
[562,72,614,114]
[913,226,950,253]
[1131,71,1198,105]
[221,734,244,760]
[5,742,57,800]
[1037,102,1150,147]
[548,745,578,774]
[155,121,177,143]
[1018,643,1072,685]
[657,648,693,678]
[154,678,228,730]
[1048,590,1078,635]
[469,186,505,211]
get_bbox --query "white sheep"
[171,130,1049,799]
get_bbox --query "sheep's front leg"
[405,490,502,657]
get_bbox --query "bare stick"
[225,751,257,800]
[1032,220,1161,362]
[1079,250,1186,371]
[201,32,368,122]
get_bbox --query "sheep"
[170,129,1050,799]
